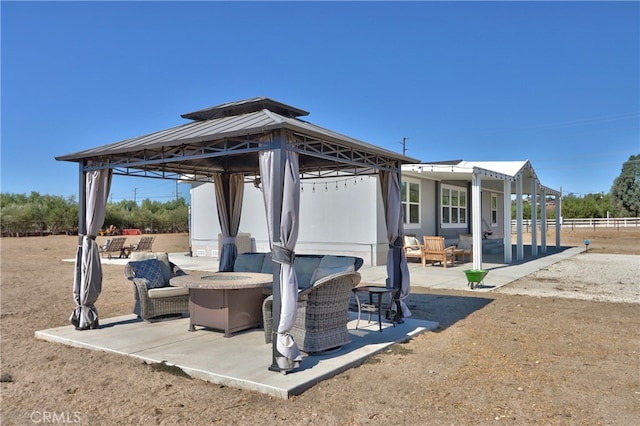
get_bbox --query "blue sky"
[2,1,638,203]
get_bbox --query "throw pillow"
[458,236,472,250]
[127,259,166,289]
[154,253,173,282]
[404,236,420,247]
[130,252,172,282]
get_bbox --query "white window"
[441,185,467,227]
[491,193,498,225]
[401,179,420,226]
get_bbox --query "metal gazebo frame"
[57,97,419,372]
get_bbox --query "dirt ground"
[1,229,639,425]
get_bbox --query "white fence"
[512,217,640,232]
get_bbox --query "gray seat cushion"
[233,253,266,273]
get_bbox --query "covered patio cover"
[56,97,418,372]
[403,160,563,270]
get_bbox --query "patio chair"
[455,234,473,263]
[403,235,427,267]
[124,253,189,320]
[423,236,456,269]
[262,271,361,353]
[99,237,128,259]
[131,236,155,253]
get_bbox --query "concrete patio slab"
[50,243,583,398]
[35,313,438,399]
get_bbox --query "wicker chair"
[262,271,361,353]
[123,254,189,320]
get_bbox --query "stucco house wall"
[189,171,508,265]
[189,176,389,265]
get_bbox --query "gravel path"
[496,253,640,304]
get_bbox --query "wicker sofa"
[263,271,361,353]
[124,252,189,320]
[233,252,364,352]
[233,252,364,291]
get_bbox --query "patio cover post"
[471,173,482,270]
[531,180,538,256]
[516,175,524,261]
[503,179,512,264]
[555,194,562,248]
[540,188,547,253]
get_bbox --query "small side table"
[352,286,396,332]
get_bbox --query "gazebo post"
[268,134,285,372]
[74,161,87,298]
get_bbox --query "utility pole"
[401,137,408,156]
[133,188,137,204]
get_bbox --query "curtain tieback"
[272,243,294,265]
[222,236,237,244]
[389,236,403,249]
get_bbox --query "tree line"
[1,154,637,236]
[0,193,189,236]
[510,154,638,220]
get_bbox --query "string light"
[296,176,373,194]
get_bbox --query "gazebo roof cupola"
[181,96,310,121]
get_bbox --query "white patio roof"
[403,160,561,196]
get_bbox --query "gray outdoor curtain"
[214,172,244,272]
[259,149,302,371]
[379,170,411,319]
[70,168,112,330]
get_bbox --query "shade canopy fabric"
[213,172,244,272]
[260,149,303,370]
[380,170,411,319]
[69,168,112,330]
[56,97,418,372]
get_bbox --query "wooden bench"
[423,236,456,269]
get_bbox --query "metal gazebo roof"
[56,97,419,180]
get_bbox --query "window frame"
[441,184,467,228]
[491,193,498,226]
[401,178,421,228]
